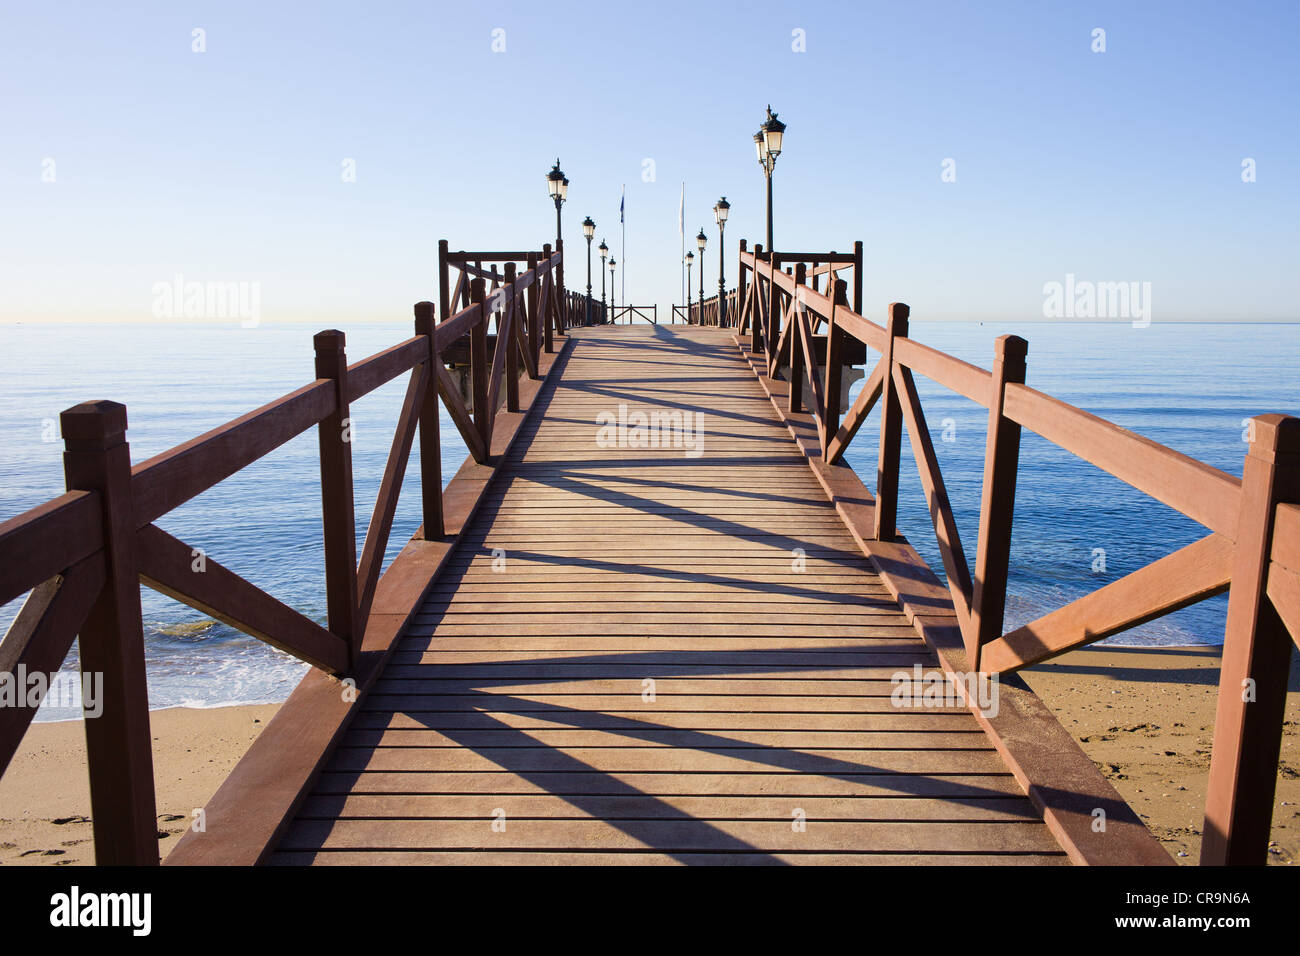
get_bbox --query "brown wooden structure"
[0,232,1295,866]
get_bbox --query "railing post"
[60,400,158,865]
[414,302,444,539]
[542,243,554,354]
[470,279,490,453]
[787,262,807,414]
[526,251,540,371]
[1202,414,1300,865]
[438,240,451,332]
[504,262,520,412]
[737,239,748,334]
[751,244,764,352]
[823,279,849,459]
[852,240,864,316]
[970,334,1028,668]
[874,303,910,541]
[314,331,361,663]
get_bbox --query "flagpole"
[621,184,626,312]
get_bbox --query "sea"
[1,319,1295,721]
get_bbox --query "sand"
[0,703,279,865]
[0,645,1296,865]
[1022,645,1300,865]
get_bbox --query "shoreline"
[1,646,1295,865]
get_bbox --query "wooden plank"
[894,363,974,633]
[136,523,347,674]
[0,554,105,777]
[1003,381,1241,537]
[980,533,1234,673]
[280,818,1062,854]
[269,850,1065,866]
[357,362,429,622]
[131,380,334,528]
[345,336,425,403]
[0,490,103,607]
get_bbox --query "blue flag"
[620,187,625,223]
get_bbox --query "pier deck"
[270,328,1076,864]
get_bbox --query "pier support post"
[414,302,444,539]
[314,331,361,664]
[1202,414,1300,864]
[874,303,910,541]
[970,334,1028,669]
[61,400,159,865]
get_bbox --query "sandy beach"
[1022,645,1300,864]
[0,703,280,865]
[0,645,1296,866]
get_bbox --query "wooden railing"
[737,240,1299,865]
[611,304,658,325]
[0,240,566,865]
[687,288,739,327]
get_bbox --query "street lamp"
[754,106,785,251]
[696,228,707,316]
[598,239,608,324]
[684,251,694,324]
[546,159,568,324]
[714,197,730,326]
[608,257,616,322]
[582,216,595,326]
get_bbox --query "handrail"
[735,235,1298,866]
[0,239,565,865]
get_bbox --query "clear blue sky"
[2,0,1296,324]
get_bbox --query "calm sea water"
[1,320,1296,720]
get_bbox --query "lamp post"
[684,251,694,324]
[546,159,568,326]
[713,197,730,327]
[608,257,616,323]
[753,106,785,252]
[598,239,608,324]
[696,228,706,320]
[582,216,595,326]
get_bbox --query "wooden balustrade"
[735,241,1298,865]
[0,240,564,865]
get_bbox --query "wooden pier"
[1,237,1296,866]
